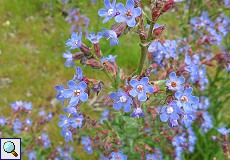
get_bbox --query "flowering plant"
[55,0,230,159]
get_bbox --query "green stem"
[136,21,155,75]
[102,68,114,85]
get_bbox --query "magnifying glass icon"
[3,141,18,157]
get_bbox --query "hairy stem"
[136,21,155,75]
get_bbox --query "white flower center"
[115,155,121,159]
[119,95,127,103]
[137,85,144,92]
[74,89,81,96]
[76,118,80,123]
[181,96,188,103]
[184,114,188,119]
[74,40,78,45]
[108,9,113,16]
[126,10,132,18]
[171,81,177,88]
[64,120,68,124]
[166,107,174,114]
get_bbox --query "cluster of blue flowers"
[98,0,142,27]
[0,101,36,134]
[55,0,230,159]
[53,145,74,160]
[160,72,198,128]
[110,77,154,118]
[10,100,33,111]
[40,132,51,148]
[81,136,93,154]
[56,66,87,142]
[190,11,230,46]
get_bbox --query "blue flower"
[129,77,154,101]
[84,145,93,154]
[38,110,46,116]
[100,110,110,123]
[25,117,33,126]
[72,66,83,82]
[102,29,120,46]
[153,51,164,66]
[109,151,127,160]
[61,129,73,142]
[201,111,213,133]
[175,87,199,113]
[102,110,110,117]
[86,32,103,44]
[55,84,66,104]
[12,119,22,134]
[98,0,117,23]
[66,32,82,49]
[181,112,196,128]
[72,113,84,128]
[172,133,186,147]
[10,101,23,110]
[224,0,230,7]
[160,100,182,122]
[217,126,230,135]
[188,127,197,153]
[101,54,117,63]
[46,112,53,121]
[58,115,77,129]
[0,116,7,126]
[146,154,157,160]
[130,107,145,118]
[100,155,109,160]
[115,0,142,27]
[24,102,33,110]
[26,151,36,160]
[62,50,74,67]
[148,41,165,53]
[109,89,133,112]
[163,40,177,59]
[166,72,185,91]
[63,80,88,106]
[167,118,179,128]
[81,136,91,146]
[41,132,51,148]
[61,106,77,114]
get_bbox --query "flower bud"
[85,59,103,69]
[111,22,127,37]
[162,0,175,13]
[80,44,92,56]
[153,25,165,37]
[103,61,117,76]
[72,52,84,59]
[93,43,102,58]
[151,2,162,21]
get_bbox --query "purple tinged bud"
[80,44,92,56]
[110,22,127,38]
[72,52,84,59]
[85,59,103,69]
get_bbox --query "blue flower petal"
[126,0,134,10]
[67,80,77,90]
[160,113,169,122]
